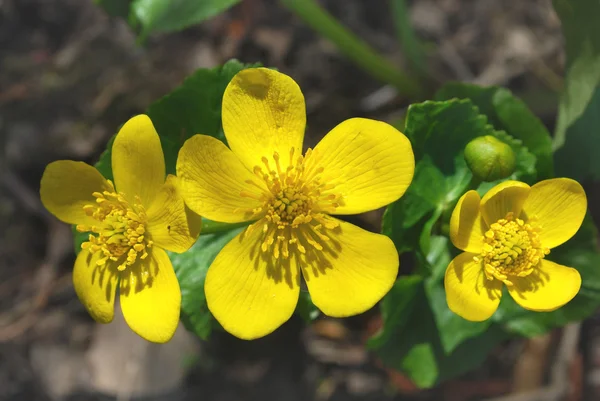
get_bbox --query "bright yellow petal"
[480,180,530,225]
[112,115,165,207]
[72,249,118,324]
[522,178,587,249]
[444,252,503,321]
[300,219,398,317]
[40,160,110,225]
[146,175,201,253]
[450,190,486,253]
[205,223,300,340]
[119,248,180,343]
[177,134,266,223]
[222,68,306,171]
[309,118,414,215]
[507,259,581,311]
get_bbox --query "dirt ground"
[1,0,599,400]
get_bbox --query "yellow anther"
[477,213,549,286]
[76,224,89,233]
[239,147,341,259]
[78,186,150,272]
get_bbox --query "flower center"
[76,180,152,271]
[476,212,549,286]
[241,148,341,259]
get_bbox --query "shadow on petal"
[298,218,399,317]
[507,259,580,312]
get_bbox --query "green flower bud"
[464,135,516,182]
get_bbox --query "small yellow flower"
[40,115,201,343]
[176,68,415,340]
[445,179,587,321]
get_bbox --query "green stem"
[200,219,249,235]
[391,0,427,74]
[279,0,423,98]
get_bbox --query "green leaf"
[401,156,447,227]
[381,156,454,255]
[147,59,260,174]
[425,235,451,282]
[381,200,423,255]
[418,206,444,257]
[444,157,472,202]
[553,0,600,154]
[368,276,424,349]
[382,99,488,255]
[491,90,552,178]
[131,0,240,39]
[170,227,244,340]
[435,84,553,178]
[405,99,491,173]
[426,282,491,354]
[296,292,320,323]
[435,325,507,383]
[383,100,497,256]
[423,235,490,354]
[370,279,507,388]
[554,86,600,180]
[382,99,534,262]
[404,98,535,186]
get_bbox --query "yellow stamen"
[78,180,151,272]
[477,212,549,285]
[242,148,341,259]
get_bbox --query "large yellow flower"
[40,115,201,343]
[176,68,414,339]
[445,178,587,321]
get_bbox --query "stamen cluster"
[76,181,152,271]
[241,148,342,259]
[475,212,549,286]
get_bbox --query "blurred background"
[1,0,599,400]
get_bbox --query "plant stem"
[200,219,248,235]
[391,0,427,74]
[279,0,423,98]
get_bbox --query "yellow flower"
[176,68,415,340]
[40,115,201,343]
[445,178,587,321]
